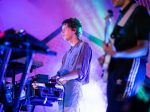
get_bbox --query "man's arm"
[103,40,149,58]
[58,70,79,81]
[104,6,149,59]
[113,40,149,58]
[51,71,79,85]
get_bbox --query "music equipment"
[29,83,64,104]
[3,78,64,106]
[0,28,57,112]
[0,103,3,112]
[6,58,43,77]
[1,29,57,55]
[0,28,56,76]
[102,10,114,81]
[0,28,56,78]
[32,74,49,83]
[26,77,64,106]
[3,82,26,104]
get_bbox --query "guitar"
[100,10,114,81]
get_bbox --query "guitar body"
[102,39,115,81]
[102,53,111,81]
[100,10,113,81]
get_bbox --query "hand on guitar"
[98,55,109,81]
[98,55,105,66]
[102,39,116,56]
[98,39,116,81]
[99,9,114,82]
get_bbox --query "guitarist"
[100,0,150,111]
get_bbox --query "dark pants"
[106,58,146,112]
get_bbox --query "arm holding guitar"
[98,39,115,81]
[113,40,148,58]
[103,40,148,58]
[103,39,116,56]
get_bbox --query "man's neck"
[121,0,131,10]
[69,36,80,46]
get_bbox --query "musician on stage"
[52,18,92,112]
[100,0,150,111]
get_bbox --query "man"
[101,0,149,111]
[52,18,92,112]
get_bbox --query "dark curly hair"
[62,18,82,38]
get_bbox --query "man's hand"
[103,40,116,56]
[57,78,68,85]
[98,55,105,66]
[51,75,68,85]
[51,75,59,80]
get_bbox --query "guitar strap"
[118,3,138,27]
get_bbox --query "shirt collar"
[120,1,136,14]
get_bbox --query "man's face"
[61,24,75,41]
[111,0,125,7]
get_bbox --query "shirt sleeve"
[74,42,92,81]
[135,6,150,41]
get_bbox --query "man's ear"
[72,28,76,34]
